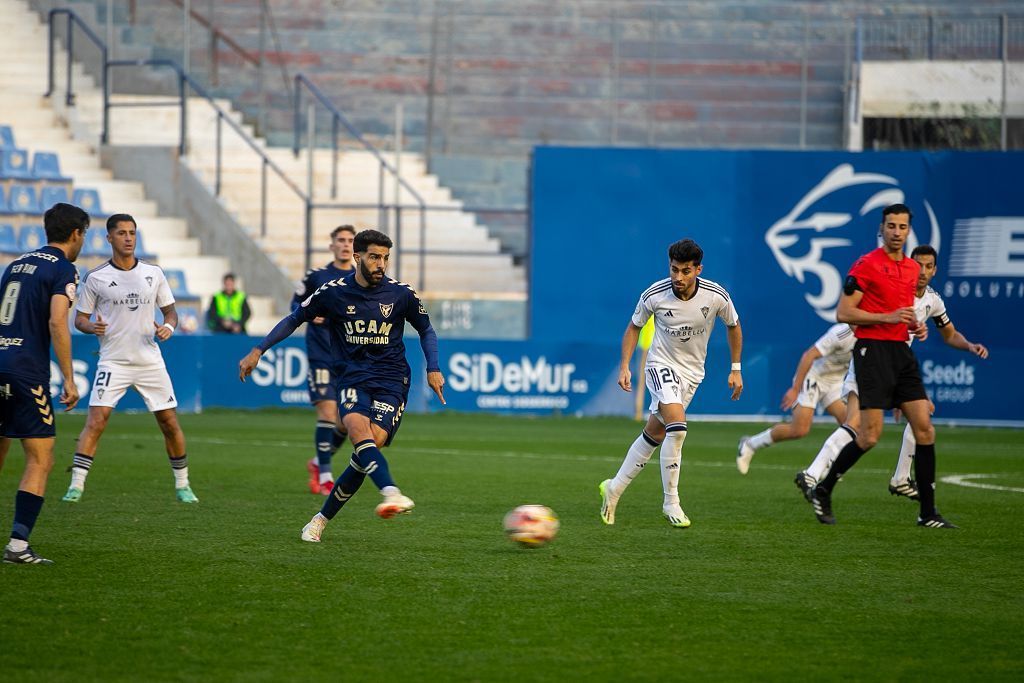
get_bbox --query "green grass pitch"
[1,410,1022,681]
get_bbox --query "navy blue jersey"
[292,273,436,387]
[0,246,78,381]
[292,262,354,363]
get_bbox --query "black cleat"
[794,472,816,502]
[917,512,958,529]
[889,479,920,500]
[809,486,836,525]
[3,545,54,565]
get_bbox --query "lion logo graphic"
[765,163,940,321]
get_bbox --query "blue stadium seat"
[77,264,90,284]
[72,188,106,217]
[82,227,110,257]
[31,152,71,183]
[17,224,46,252]
[8,184,41,215]
[0,126,14,150]
[1,148,32,180]
[0,224,17,254]
[40,185,71,210]
[163,268,191,298]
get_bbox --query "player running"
[599,238,743,528]
[293,225,356,496]
[736,323,855,474]
[1,202,87,564]
[238,229,445,543]
[61,214,197,503]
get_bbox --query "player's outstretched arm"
[238,314,302,381]
[50,294,79,411]
[427,371,446,405]
[726,322,743,400]
[939,323,989,359]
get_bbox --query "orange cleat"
[307,459,320,494]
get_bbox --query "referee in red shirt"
[809,204,956,528]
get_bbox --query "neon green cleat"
[663,504,691,528]
[175,486,199,503]
[61,486,83,503]
[599,479,618,525]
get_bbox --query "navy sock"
[315,420,334,471]
[319,451,372,520]
[915,443,937,517]
[330,426,348,453]
[820,439,867,492]
[11,490,44,542]
[353,439,396,490]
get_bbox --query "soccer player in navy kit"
[0,202,88,564]
[239,229,445,543]
[292,225,356,496]
[808,203,954,528]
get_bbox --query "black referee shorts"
[852,338,928,410]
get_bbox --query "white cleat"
[736,436,755,475]
[599,479,619,525]
[301,513,327,543]
[375,494,415,519]
[663,504,691,528]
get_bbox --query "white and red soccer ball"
[503,504,559,548]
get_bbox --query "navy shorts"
[853,339,928,410]
[0,373,57,439]
[307,361,341,404]
[337,379,408,447]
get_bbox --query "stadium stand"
[16,224,45,252]
[0,148,32,180]
[0,223,16,254]
[31,151,72,184]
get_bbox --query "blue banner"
[531,148,1024,424]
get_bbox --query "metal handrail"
[46,9,109,142]
[292,73,431,285]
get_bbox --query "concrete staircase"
[0,0,279,332]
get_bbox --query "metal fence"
[860,15,1024,61]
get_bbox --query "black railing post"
[101,55,109,144]
[46,11,55,97]
[178,72,187,156]
[66,14,75,106]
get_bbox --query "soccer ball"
[503,504,559,548]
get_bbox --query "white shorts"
[645,364,699,414]
[795,369,844,410]
[89,363,178,412]
[840,359,858,399]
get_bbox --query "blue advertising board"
[531,148,1024,424]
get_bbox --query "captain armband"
[842,276,861,296]
[932,312,951,328]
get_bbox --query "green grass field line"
[1,411,1022,682]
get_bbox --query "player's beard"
[360,259,385,286]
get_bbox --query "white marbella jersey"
[810,323,856,384]
[632,277,739,385]
[77,259,174,368]
[910,286,950,345]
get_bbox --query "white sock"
[319,471,333,484]
[660,423,688,507]
[70,467,88,490]
[805,426,854,482]
[7,538,27,553]
[173,467,189,489]
[892,422,916,485]
[610,431,661,496]
[748,428,774,451]
[381,485,400,498]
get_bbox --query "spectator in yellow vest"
[207,273,251,334]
